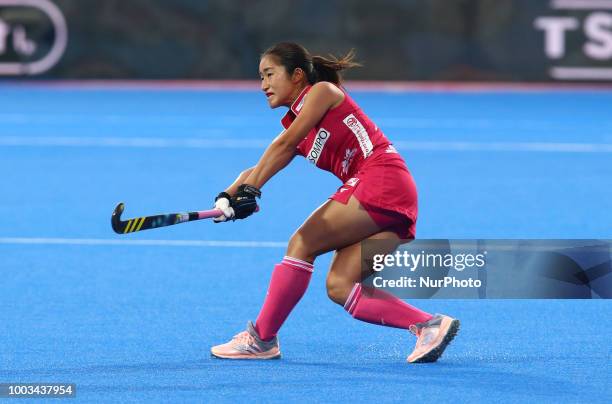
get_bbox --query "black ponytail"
[262,42,361,85]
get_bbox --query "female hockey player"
[210,42,459,363]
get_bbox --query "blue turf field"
[0,84,610,402]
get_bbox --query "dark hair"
[262,42,361,85]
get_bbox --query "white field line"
[2,114,611,131]
[3,79,612,91]
[1,135,612,153]
[0,113,261,124]
[392,140,612,153]
[2,237,606,253]
[0,136,270,148]
[0,237,286,248]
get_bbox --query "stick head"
[111,202,125,234]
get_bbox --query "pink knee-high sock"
[254,256,313,341]
[344,283,433,329]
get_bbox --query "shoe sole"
[210,351,281,360]
[410,318,460,363]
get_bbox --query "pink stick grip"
[197,209,224,219]
[197,205,259,220]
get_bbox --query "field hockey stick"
[111,202,225,234]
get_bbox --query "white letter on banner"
[584,13,612,60]
[0,19,8,54]
[534,17,579,59]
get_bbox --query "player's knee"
[286,230,316,262]
[326,273,352,306]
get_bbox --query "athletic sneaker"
[210,321,281,360]
[407,314,460,363]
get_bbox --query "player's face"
[259,55,298,108]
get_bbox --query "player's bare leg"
[212,196,382,359]
[326,230,401,305]
[285,195,386,262]
[211,195,458,362]
[325,223,460,363]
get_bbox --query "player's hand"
[213,192,235,223]
[230,184,261,220]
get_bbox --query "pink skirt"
[330,152,418,239]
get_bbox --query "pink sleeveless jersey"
[281,85,392,183]
[281,84,418,238]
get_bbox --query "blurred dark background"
[1,0,611,81]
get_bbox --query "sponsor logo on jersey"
[295,94,307,112]
[307,128,330,165]
[346,177,359,187]
[338,177,359,193]
[343,114,373,158]
[342,147,357,176]
[385,145,398,154]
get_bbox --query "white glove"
[213,192,235,223]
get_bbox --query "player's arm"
[224,166,255,196]
[244,82,344,189]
